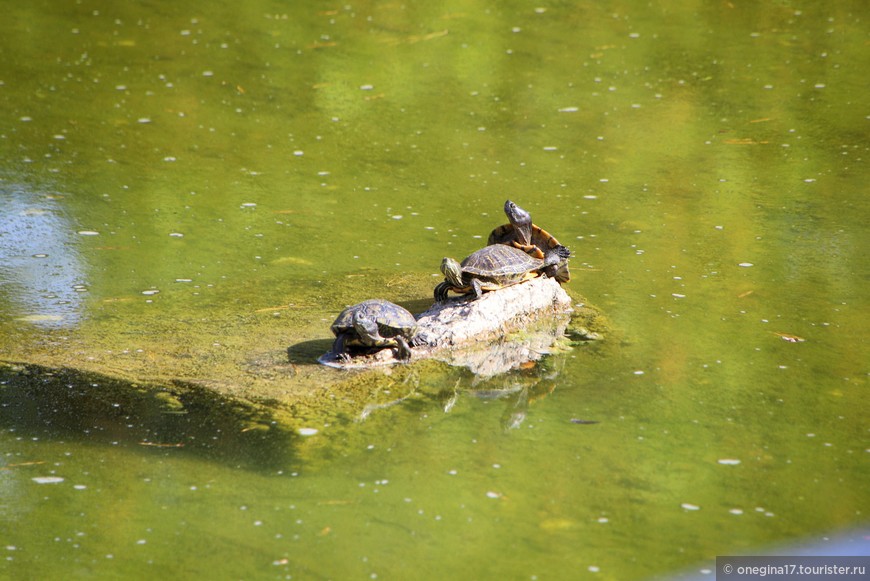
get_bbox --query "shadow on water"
[0,362,300,472]
[286,338,334,365]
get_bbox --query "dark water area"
[1,1,867,579]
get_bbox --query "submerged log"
[318,277,579,376]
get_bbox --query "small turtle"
[488,199,571,283]
[330,299,418,360]
[434,243,570,302]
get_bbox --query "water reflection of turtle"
[488,199,571,283]
[434,243,570,302]
[330,299,418,360]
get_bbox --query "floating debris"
[32,476,65,484]
[297,427,319,436]
[773,332,805,343]
[718,458,741,465]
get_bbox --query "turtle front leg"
[434,281,451,302]
[393,335,413,360]
[332,333,353,362]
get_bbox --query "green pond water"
[1,1,868,579]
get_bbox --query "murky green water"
[1,1,867,579]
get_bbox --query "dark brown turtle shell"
[488,206,571,283]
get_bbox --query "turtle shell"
[488,223,570,283]
[331,299,417,339]
[460,244,545,284]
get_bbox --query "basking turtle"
[434,243,570,302]
[330,299,418,360]
[488,199,571,283]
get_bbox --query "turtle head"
[504,200,532,245]
[351,309,381,345]
[440,257,464,287]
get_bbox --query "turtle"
[487,199,571,283]
[330,299,418,360]
[434,243,571,302]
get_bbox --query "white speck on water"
[718,458,741,465]
[136,539,147,545]
[32,477,65,484]
[53,134,66,140]
[597,517,609,523]
[391,215,403,220]
[803,178,816,183]
[534,7,546,14]
[599,178,609,183]
[115,85,127,91]
[447,469,458,475]
[360,84,374,90]
[137,117,151,124]
[729,508,744,515]
[240,202,257,208]
[629,32,640,38]
[486,491,502,499]
[74,484,87,490]
[163,156,176,162]
[169,232,184,237]
[293,150,304,156]
[558,106,579,112]
[20,116,32,122]
[633,370,645,375]
[141,290,160,296]
[202,70,214,77]
[175,278,192,283]
[77,230,100,236]
[584,195,598,200]
[738,262,754,267]
[814,83,826,89]
[511,26,521,33]
[681,503,700,511]
[543,146,558,151]
[672,293,686,298]
[298,428,318,436]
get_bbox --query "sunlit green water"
[1,1,868,579]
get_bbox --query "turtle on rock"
[488,199,571,283]
[330,299,418,360]
[434,243,570,302]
